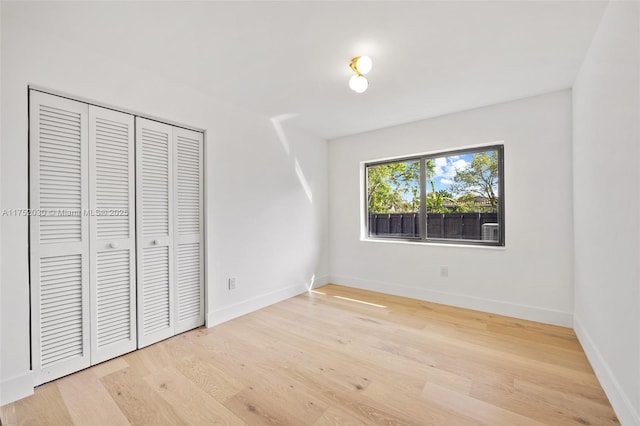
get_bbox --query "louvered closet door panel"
[29,91,90,385]
[89,106,137,363]
[136,118,175,347]
[173,128,204,334]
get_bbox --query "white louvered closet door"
[89,106,137,363]
[136,118,175,347]
[29,91,91,385]
[173,128,204,334]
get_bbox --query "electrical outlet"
[440,266,449,277]
[228,277,237,290]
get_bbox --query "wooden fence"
[368,212,499,240]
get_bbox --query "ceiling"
[19,1,608,140]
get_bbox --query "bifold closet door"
[30,91,90,384]
[136,118,175,347]
[89,106,137,363]
[31,92,203,382]
[173,128,204,334]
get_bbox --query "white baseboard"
[328,275,573,327]
[0,371,34,406]
[310,274,329,289]
[574,316,640,426]
[206,280,318,327]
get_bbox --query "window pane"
[367,160,420,238]
[425,149,500,242]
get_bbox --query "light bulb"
[349,75,368,93]
[355,56,373,75]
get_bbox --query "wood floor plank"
[265,363,419,425]
[100,368,188,425]
[423,382,546,426]
[312,407,371,426]
[57,369,130,426]
[470,379,617,425]
[222,368,328,426]
[229,312,381,392]
[421,319,591,371]
[1,284,620,425]
[0,382,73,426]
[414,325,603,387]
[486,320,583,351]
[164,337,244,402]
[362,380,482,425]
[513,378,619,423]
[142,367,244,425]
[91,357,130,378]
[245,304,474,395]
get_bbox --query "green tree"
[426,189,455,213]
[424,159,455,212]
[367,161,419,213]
[449,151,499,210]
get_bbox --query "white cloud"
[452,159,468,171]
[434,157,447,167]
[432,157,447,177]
[438,158,468,178]
[430,156,470,182]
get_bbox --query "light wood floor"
[1,284,618,425]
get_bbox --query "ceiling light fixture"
[349,75,368,94]
[349,55,372,93]
[351,55,372,75]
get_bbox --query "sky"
[431,153,472,193]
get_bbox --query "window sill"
[361,237,506,250]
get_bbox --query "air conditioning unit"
[482,223,499,241]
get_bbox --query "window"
[365,145,504,246]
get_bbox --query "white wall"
[572,1,640,424]
[329,90,574,326]
[0,3,328,404]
